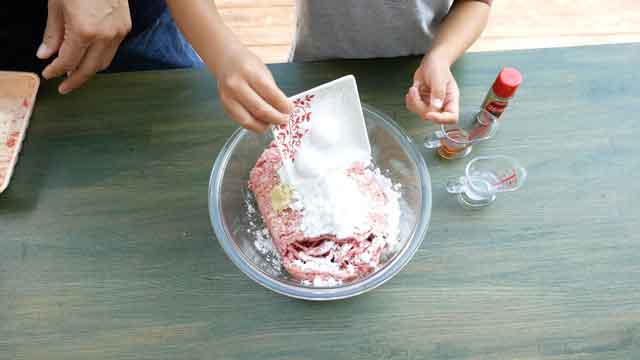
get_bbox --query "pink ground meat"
[248,143,393,283]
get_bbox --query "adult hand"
[214,44,293,133]
[405,53,460,124]
[37,0,132,94]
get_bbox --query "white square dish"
[272,75,371,176]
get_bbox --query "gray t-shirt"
[290,0,454,62]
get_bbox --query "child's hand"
[406,53,460,124]
[214,45,293,132]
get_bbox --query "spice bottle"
[480,67,522,119]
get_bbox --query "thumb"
[428,72,446,112]
[37,2,64,59]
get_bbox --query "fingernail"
[36,43,49,59]
[59,85,70,95]
[431,98,443,109]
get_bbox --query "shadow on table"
[0,136,52,215]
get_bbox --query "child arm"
[430,0,492,65]
[406,0,491,124]
[166,0,293,132]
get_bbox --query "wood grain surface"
[213,0,640,63]
[2,43,640,359]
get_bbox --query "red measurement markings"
[495,169,518,187]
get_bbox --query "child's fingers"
[405,86,430,120]
[236,84,289,125]
[425,111,458,124]
[443,94,459,119]
[417,65,445,112]
[222,98,269,133]
[445,78,460,111]
[427,76,446,112]
[252,74,294,115]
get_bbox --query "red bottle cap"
[492,67,522,99]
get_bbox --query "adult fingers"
[42,32,90,80]
[37,1,64,59]
[98,40,121,72]
[58,42,109,94]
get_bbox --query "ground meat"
[248,144,394,284]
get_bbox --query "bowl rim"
[208,103,432,301]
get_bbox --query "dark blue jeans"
[108,8,204,72]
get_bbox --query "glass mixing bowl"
[209,104,431,300]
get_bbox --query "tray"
[0,71,40,193]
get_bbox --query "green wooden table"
[2,43,640,359]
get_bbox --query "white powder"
[253,228,274,254]
[303,276,342,287]
[293,254,340,273]
[368,168,402,250]
[292,241,357,274]
[280,162,401,244]
[255,95,403,286]
[277,106,373,240]
[246,194,282,271]
[273,113,402,286]
[277,122,372,238]
[252,228,282,271]
[290,167,373,239]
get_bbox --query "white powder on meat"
[303,276,342,287]
[251,102,402,286]
[274,160,402,285]
[369,167,402,249]
[288,167,373,239]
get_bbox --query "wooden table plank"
[232,26,295,47]
[218,7,295,28]
[213,0,640,63]
[214,0,294,8]
[2,43,640,359]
